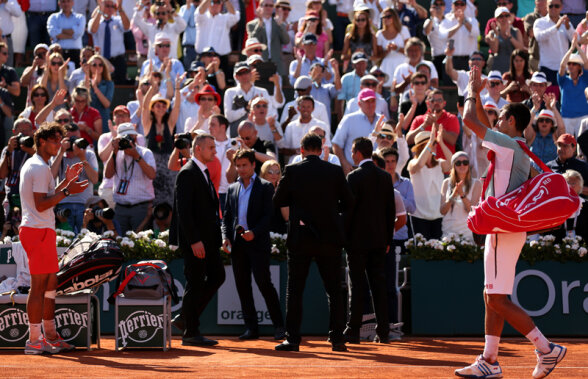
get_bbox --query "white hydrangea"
[2,236,12,244]
[530,240,538,247]
[154,239,166,248]
[63,238,72,246]
[56,236,64,244]
[271,244,279,255]
[441,236,450,243]
[121,238,135,248]
[102,230,115,238]
[578,247,587,258]
[543,235,556,242]
[447,245,456,252]
[159,230,169,239]
[78,228,89,236]
[417,242,423,247]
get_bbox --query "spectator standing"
[484,0,527,52]
[338,51,368,104]
[533,0,574,84]
[47,0,86,66]
[481,70,510,110]
[139,33,185,81]
[69,86,102,144]
[38,52,69,103]
[0,0,23,68]
[85,55,114,134]
[525,107,565,164]
[0,74,13,147]
[395,0,428,37]
[226,120,277,182]
[546,134,588,196]
[485,6,527,73]
[208,114,231,210]
[288,32,334,86]
[407,127,452,240]
[561,0,586,28]
[424,0,449,84]
[259,159,287,233]
[309,61,340,123]
[50,123,99,233]
[344,75,390,119]
[179,0,199,70]
[67,46,96,92]
[186,84,222,133]
[376,8,409,88]
[19,85,52,130]
[27,0,56,48]
[502,49,533,103]
[439,0,479,70]
[0,42,21,98]
[392,37,439,96]
[445,49,488,98]
[20,44,49,104]
[399,73,429,132]
[295,10,329,58]
[130,0,153,69]
[340,7,377,72]
[105,122,156,233]
[522,71,554,112]
[523,0,548,71]
[195,0,239,77]
[280,75,329,128]
[439,151,482,241]
[328,0,352,51]
[88,0,131,85]
[558,37,588,138]
[246,0,290,76]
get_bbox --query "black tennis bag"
[56,237,124,296]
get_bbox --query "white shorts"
[483,232,526,295]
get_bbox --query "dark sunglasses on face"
[51,61,63,66]
[496,2,509,6]
[57,118,71,124]
[470,57,483,61]
[32,92,47,97]
[381,14,393,19]
[252,48,263,53]
[355,18,367,22]
[91,62,103,67]
[254,104,268,108]
[548,4,560,8]
[454,2,465,6]
[363,82,377,87]
[378,134,394,140]
[374,73,385,78]
[307,17,318,22]
[155,11,169,15]
[199,97,216,102]
[497,14,509,19]
[105,3,116,8]
[454,160,469,167]
[413,80,427,86]
[262,3,274,7]
[157,44,171,48]
[489,81,502,87]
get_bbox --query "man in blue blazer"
[222,149,285,340]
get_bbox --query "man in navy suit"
[344,137,395,344]
[221,149,285,340]
[170,133,225,346]
[273,133,354,352]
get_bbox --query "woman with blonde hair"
[341,9,377,72]
[19,85,52,130]
[439,151,482,241]
[260,160,287,234]
[376,8,409,87]
[38,52,69,102]
[85,54,114,133]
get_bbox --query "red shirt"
[70,106,102,144]
[410,110,460,160]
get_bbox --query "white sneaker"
[455,355,503,378]
[532,343,567,379]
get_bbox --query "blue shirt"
[530,133,557,164]
[237,173,256,231]
[310,82,338,119]
[393,175,415,241]
[288,55,333,87]
[140,56,185,80]
[332,110,381,164]
[179,4,196,46]
[398,6,419,37]
[47,10,86,50]
[557,73,588,118]
[338,70,361,101]
[29,0,57,12]
[91,80,114,133]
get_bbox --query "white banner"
[217,265,280,325]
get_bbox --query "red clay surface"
[1,337,587,378]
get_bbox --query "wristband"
[135,156,143,163]
[63,188,70,197]
[465,97,476,103]
[460,195,466,199]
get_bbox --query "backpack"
[56,236,124,296]
[108,260,179,304]
[468,141,581,235]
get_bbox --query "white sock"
[526,327,551,354]
[29,323,43,342]
[43,319,57,341]
[483,335,500,362]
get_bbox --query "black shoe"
[238,329,259,340]
[274,327,286,340]
[332,343,348,352]
[182,335,218,346]
[343,328,360,344]
[275,340,299,351]
[172,314,185,333]
[373,335,390,344]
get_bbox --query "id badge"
[6,171,18,187]
[117,179,129,195]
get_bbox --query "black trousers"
[285,246,345,345]
[411,216,442,240]
[108,54,128,85]
[62,49,81,67]
[231,239,284,331]
[181,242,226,337]
[346,248,389,338]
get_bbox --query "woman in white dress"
[376,8,409,87]
[440,151,482,241]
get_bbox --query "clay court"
[1,337,587,378]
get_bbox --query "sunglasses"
[454,160,469,167]
[141,82,151,86]
[51,61,63,66]
[486,110,498,116]
[199,97,216,102]
[373,73,386,78]
[157,44,171,48]
[496,2,509,5]
[56,118,71,124]
[267,169,280,175]
[538,118,553,123]
[428,98,444,103]
[32,92,47,97]
[548,4,560,8]
[489,81,502,87]
[105,3,116,8]
[363,82,377,87]
[254,104,268,108]
[433,2,445,5]
[454,2,466,6]
[74,98,87,103]
[381,14,393,19]
[378,134,394,140]
[252,48,263,53]
[413,80,427,86]
[355,18,367,22]
[155,11,169,15]
[91,62,103,67]
[307,17,318,22]
[236,70,250,75]
[262,3,274,7]
[470,57,483,61]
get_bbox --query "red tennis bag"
[468,141,581,235]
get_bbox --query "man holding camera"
[50,123,98,233]
[82,196,119,236]
[105,122,156,234]
[0,118,35,214]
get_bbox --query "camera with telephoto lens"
[55,208,71,218]
[232,95,248,110]
[92,206,115,220]
[173,132,192,149]
[118,135,134,150]
[67,136,90,152]
[15,133,34,150]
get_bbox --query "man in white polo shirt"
[19,122,88,354]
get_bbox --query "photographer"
[82,196,120,237]
[1,206,21,240]
[0,118,35,214]
[104,122,156,234]
[50,123,99,234]
[167,131,194,171]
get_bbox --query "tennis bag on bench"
[56,237,124,296]
[468,141,581,235]
[108,260,179,304]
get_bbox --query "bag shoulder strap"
[515,140,552,174]
[107,270,137,304]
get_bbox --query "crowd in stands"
[0,0,587,247]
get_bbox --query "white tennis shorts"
[483,232,527,295]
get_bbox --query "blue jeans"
[57,203,86,235]
[26,12,51,48]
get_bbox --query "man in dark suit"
[273,133,354,352]
[170,133,225,346]
[246,0,290,76]
[221,149,285,340]
[344,137,396,344]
